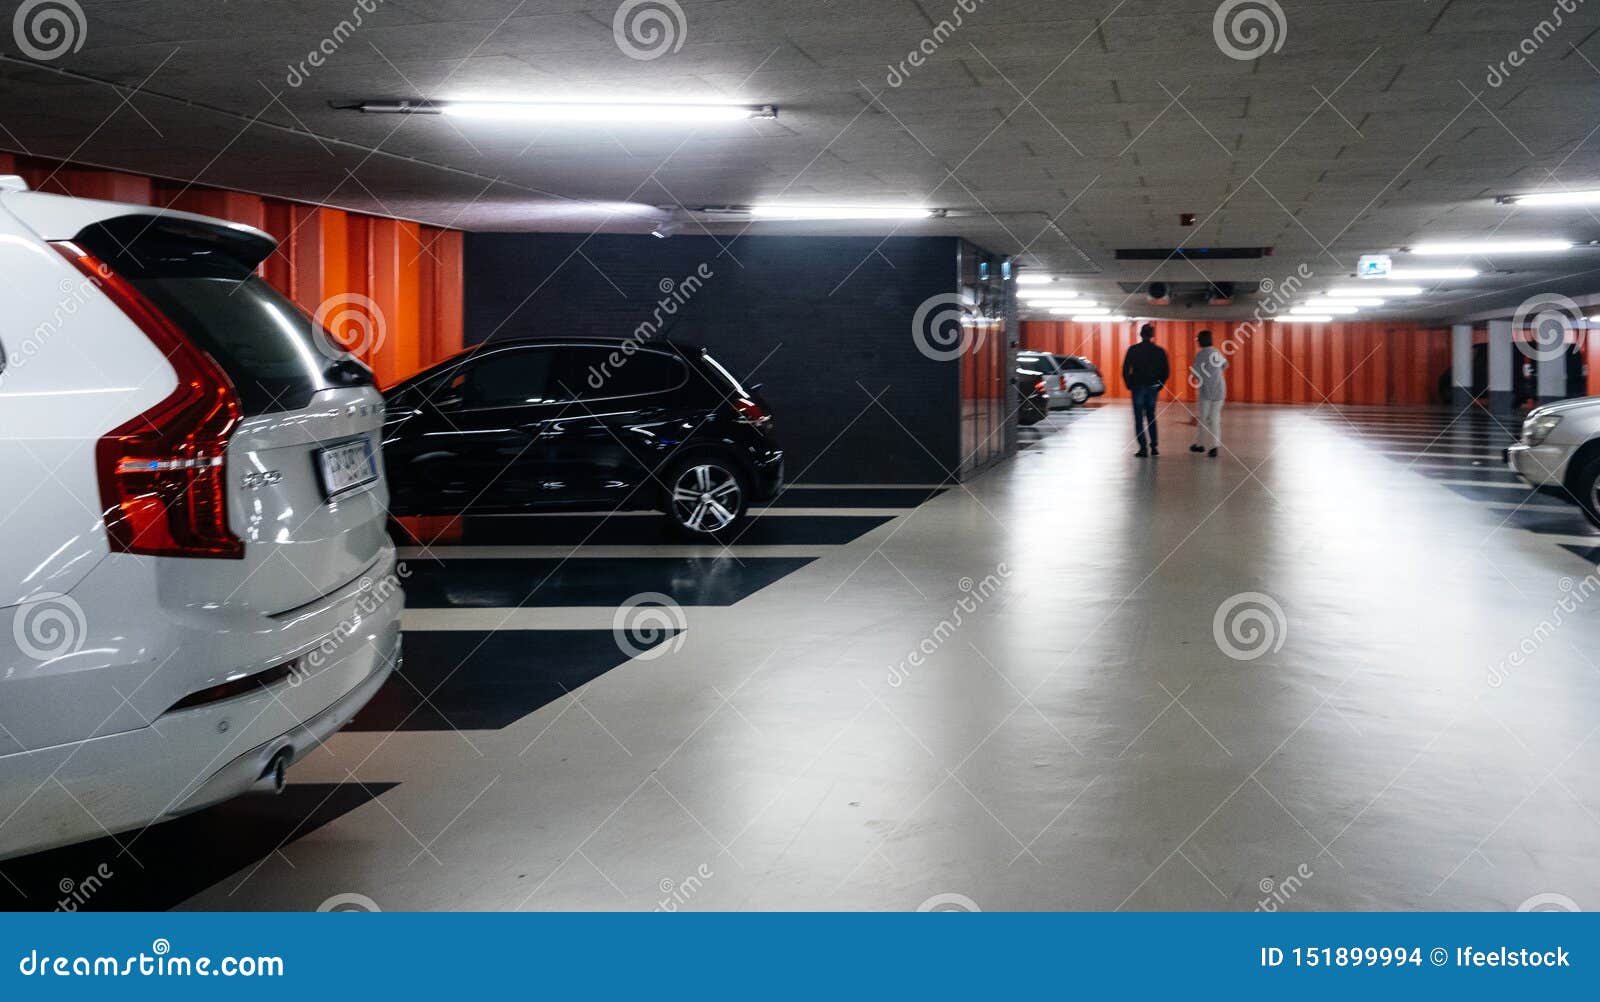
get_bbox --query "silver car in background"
[1016,351,1071,409]
[1053,354,1106,406]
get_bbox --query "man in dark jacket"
[1122,323,1169,457]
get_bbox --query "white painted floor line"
[401,607,729,631]
[397,545,831,560]
[1375,450,1505,460]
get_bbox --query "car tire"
[1067,383,1090,405]
[1573,454,1600,530]
[663,454,750,541]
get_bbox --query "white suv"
[1507,396,1600,526]
[0,178,402,859]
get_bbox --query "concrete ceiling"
[3,0,1600,320]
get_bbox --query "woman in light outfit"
[1189,330,1227,458]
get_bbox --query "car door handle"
[533,427,565,440]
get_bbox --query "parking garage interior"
[2,0,1600,917]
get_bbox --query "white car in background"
[1016,350,1072,409]
[0,178,402,859]
[1052,354,1106,406]
[1507,396,1600,527]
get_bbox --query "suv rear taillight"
[1034,379,1047,394]
[1059,374,1068,391]
[733,397,771,427]
[54,242,245,560]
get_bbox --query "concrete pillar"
[1487,319,1513,413]
[1450,324,1473,407]
[1537,336,1568,401]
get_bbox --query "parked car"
[0,181,402,859]
[382,339,784,540]
[1052,354,1107,405]
[1017,350,1072,409]
[1507,396,1600,526]
[1015,364,1050,426]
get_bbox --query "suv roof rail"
[0,175,29,192]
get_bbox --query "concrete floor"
[27,401,1600,912]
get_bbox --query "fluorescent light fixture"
[1408,240,1571,255]
[1015,274,1058,285]
[1074,314,1127,322]
[1022,300,1081,310]
[1382,267,1478,280]
[346,99,778,123]
[1305,297,1383,307]
[1018,290,1078,301]
[1065,307,1110,315]
[440,101,769,123]
[746,204,933,220]
[1292,305,1357,315]
[1498,190,1600,207]
[1276,315,1332,322]
[1328,285,1424,296]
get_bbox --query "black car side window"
[551,347,688,401]
[440,348,560,409]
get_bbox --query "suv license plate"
[317,439,378,499]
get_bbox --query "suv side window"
[551,346,688,400]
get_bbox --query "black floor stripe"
[424,514,892,547]
[350,629,672,732]
[1445,483,1548,505]
[1485,505,1595,536]
[401,556,814,608]
[1419,468,1523,484]
[1381,455,1503,469]
[764,488,946,507]
[0,782,395,911]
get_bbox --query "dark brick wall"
[464,233,962,484]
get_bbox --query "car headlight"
[1523,413,1562,446]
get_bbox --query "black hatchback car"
[381,338,783,539]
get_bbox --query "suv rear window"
[73,216,367,416]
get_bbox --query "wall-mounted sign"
[1357,254,1391,279]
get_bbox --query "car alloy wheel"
[671,463,742,533]
[1068,384,1090,404]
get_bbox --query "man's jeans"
[1131,385,1159,450]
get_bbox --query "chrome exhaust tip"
[254,747,293,794]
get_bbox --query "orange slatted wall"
[1021,319,1453,406]
[0,153,463,386]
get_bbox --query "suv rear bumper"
[0,554,403,861]
[748,447,784,501]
